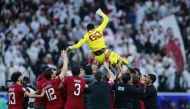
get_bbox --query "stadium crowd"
[0,0,190,94]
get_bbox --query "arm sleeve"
[20,87,27,93]
[83,75,94,83]
[97,13,109,32]
[70,34,87,49]
[127,85,144,94]
[144,86,155,98]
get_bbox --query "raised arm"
[67,34,87,51]
[144,86,156,98]
[59,50,68,79]
[104,62,115,81]
[117,59,123,74]
[96,8,109,32]
[115,59,123,83]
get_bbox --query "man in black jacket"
[144,73,158,109]
[82,65,97,109]
[114,73,144,109]
[85,62,115,109]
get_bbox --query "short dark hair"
[148,74,156,83]
[72,66,83,76]
[44,68,53,80]
[22,76,30,86]
[87,23,95,31]
[11,72,22,82]
[23,76,30,83]
[132,74,139,84]
[40,65,49,75]
[122,73,131,83]
[94,71,103,81]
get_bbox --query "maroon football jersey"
[60,87,67,108]
[41,76,63,109]
[8,83,26,109]
[34,74,46,107]
[61,76,86,109]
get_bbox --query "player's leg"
[94,53,105,64]
[93,49,131,67]
[107,50,131,67]
[107,51,119,65]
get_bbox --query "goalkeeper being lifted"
[67,8,131,67]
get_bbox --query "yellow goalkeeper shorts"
[94,49,129,65]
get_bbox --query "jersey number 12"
[45,88,57,101]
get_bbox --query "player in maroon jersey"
[41,50,68,109]
[34,65,49,109]
[8,72,45,109]
[60,65,86,109]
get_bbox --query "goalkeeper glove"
[96,8,103,15]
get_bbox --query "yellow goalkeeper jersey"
[70,13,109,52]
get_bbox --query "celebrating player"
[66,8,131,67]
[8,72,45,109]
[60,66,86,109]
[34,65,49,109]
[41,50,68,109]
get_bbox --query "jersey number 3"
[74,83,81,96]
[45,88,57,101]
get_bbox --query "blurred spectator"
[0,63,6,86]
[164,27,184,73]
[23,76,35,109]
[0,95,8,109]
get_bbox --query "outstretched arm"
[24,89,45,98]
[96,8,109,32]
[70,38,86,49]
[104,62,115,81]
[68,34,87,51]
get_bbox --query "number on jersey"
[89,31,102,41]
[45,88,57,101]
[9,92,16,104]
[74,83,81,96]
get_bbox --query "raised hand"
[96,8,103,15]
[61,50,66,58]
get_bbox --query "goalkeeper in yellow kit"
[67,9,131,67]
